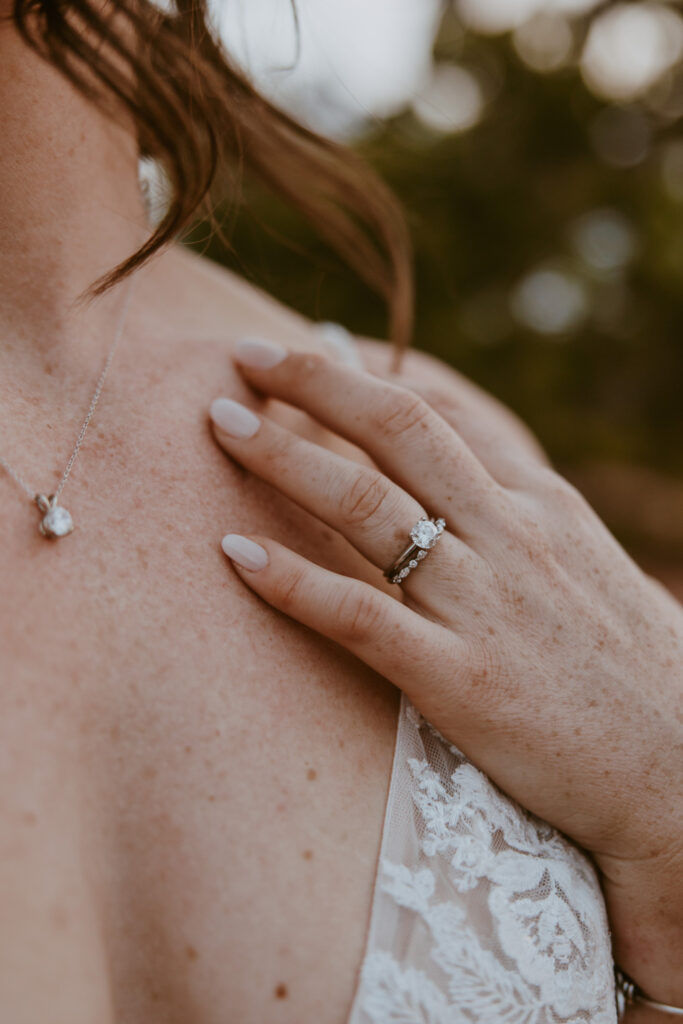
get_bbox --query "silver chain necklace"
[0,276,137,539]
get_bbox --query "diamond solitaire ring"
[384,516,446,585]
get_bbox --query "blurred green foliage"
[188,6,683,496]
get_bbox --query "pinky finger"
[220,534,459,703]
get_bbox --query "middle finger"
[232,340,503,544]
[210,397,478,588]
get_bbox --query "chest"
[0,398,399,1024]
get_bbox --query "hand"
[209,337,683,1004]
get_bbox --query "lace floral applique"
[359,951,452,1024]
[349,699,616,1024]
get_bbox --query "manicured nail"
[210,398,261,439]
[234,337,287,369]
[221,534,269,571]
[317,322,364,370]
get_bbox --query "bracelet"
[616,968,683,1018]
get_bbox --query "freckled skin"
[218,332,683,1010]
[0,248,406,1024]
[5,242,678,1021]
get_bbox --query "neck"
[0,19,149,369]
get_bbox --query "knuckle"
[533,467,589,512]
[339,471,396,529]
[372,390,432,440]
[289,351,328,386]
[554,478,591,519]
[502,510,576,600]
[260,427,295,468]
[336,586,387,645]
[494,501,558,568]
[416,384,459,420]
[272,565,308,609]
[516,513,556,565]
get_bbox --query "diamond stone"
[40,503,74,539]
[411,518,439,549]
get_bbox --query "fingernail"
[317,322,364,370]
[210,398,261,439]
[221,534,269,571]
[234,337,287,369]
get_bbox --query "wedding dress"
[315,325,617,1024]
[346,696,616,1024]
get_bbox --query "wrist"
[601,849,683,1006]
[616,968,683,1020]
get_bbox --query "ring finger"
[209,397,481,595]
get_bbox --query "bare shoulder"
[150,247,547,465]
[145,245,322,352]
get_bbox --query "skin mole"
[185,945,199,962]
[306,768,317,781]
[274,983,288,999]
[302,849,314,861]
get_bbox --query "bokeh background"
[188,0,683,589]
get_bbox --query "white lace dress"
[314,324,617,1024]
[347,696,617,1024]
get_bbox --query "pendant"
[35,494,74,539]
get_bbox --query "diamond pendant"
[35,494,74,539]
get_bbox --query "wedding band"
[384,516,446,585]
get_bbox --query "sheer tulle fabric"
[348,695,617,1024]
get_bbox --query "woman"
[0,0,680,1021]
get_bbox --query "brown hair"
[13,0,413,351]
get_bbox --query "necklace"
[0,276,137,539]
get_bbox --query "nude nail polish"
[317,322,365,369]
[210,398,261,439]
[221,535,269,571]
[234,337,287,369]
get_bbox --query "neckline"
[346,692,407,1022]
